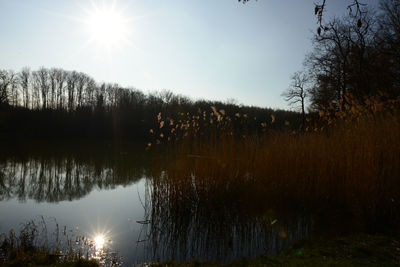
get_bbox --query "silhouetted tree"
[282,71,309,129]
[290,0,400,113]
[305,10,379,109]
[76,72,87,108]
[9,71,19,107]
[54,68,67,110]
[0,70,18,106]
[36,67,50,109]
[20,67,31,109]
[49,68,58,109]
[84,76,97,108]
[67,71,78,111]
[376,0,400,96]
[238,0,369,31]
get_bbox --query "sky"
[0,0,378,109]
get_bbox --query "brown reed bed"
[149,94,400,234]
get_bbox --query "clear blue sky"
[0,0,377,109]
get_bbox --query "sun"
[84,1,130,50]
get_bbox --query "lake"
[0,141,311,266]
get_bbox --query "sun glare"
[94,235,105,249]
[84,2,130,50]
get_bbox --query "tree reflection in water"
[0,144,151,203]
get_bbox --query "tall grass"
[0,217,121,266]
[149,95,400,234]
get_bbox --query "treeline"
[0,68,300,141]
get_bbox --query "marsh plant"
[0,217,121,266]
[148,94,400,234]
[138,175,312,263]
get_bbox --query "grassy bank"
[151,234,400,266]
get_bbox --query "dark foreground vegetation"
[151,234,400,267]
[0,231,99,267]
[0,219,120,267]
[2,233,399,267]
[1,255,98,267]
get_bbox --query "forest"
[0,66,301,141]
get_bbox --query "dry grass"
[149,95,400,233]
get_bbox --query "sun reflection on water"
[94,234,105,249]
[90,232,115,264]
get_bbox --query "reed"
[149,95,400,233]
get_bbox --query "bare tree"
[306,10,379,109]
[49,68,58,109]
[33,67,50,109]
[9,74,20,107]
[376,0,400,94]
[95,83,106,111]
[105,83,119,108]
[67,71,79,111]
[282,71,309,129]
[0,70,8,104]
[19,67,31,108]
[314,0,367,33]
[0,70,18,106]
[84,76,97,108]
[54,69,67,109]
[32,71,41,109]
[75,72,92,108]
[238,0,368,25]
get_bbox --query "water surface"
[0,142,311,266]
